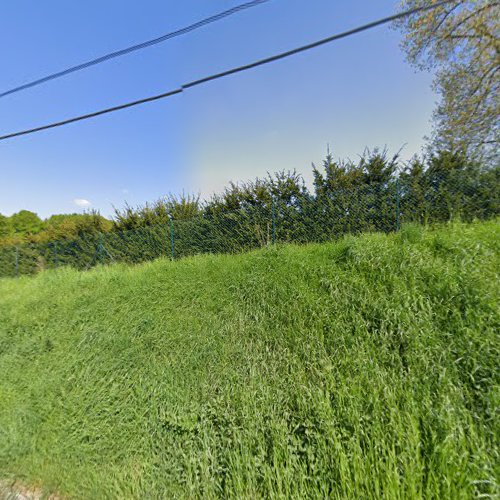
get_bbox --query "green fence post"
[169,217,175,260]
[97,233,103,264]
[15,246,19,277]
[271,197,276,245]
[95,233,113,265]
[395,178,401,232]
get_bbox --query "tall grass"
[0,221,498,499]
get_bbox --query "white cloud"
[73,198,92,208]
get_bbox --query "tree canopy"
[398,0,499,163]
[0,211,112,246]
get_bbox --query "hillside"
[0,221,498,499]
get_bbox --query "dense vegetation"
[0,211,112,247]
[0,221,498,498]
[398,1,499,164]
[1,149,498,278]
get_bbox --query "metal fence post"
[97,233,103,263]
[169,217,175,260]
[271,197,276,245]
[395,178,401,231]
[96,233,114,265]
[15,246,19,277]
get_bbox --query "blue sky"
[0,0,436,218]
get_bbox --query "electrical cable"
[0,0,271,99]
[0,0,456,142]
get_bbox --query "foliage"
[0,221,498,498]
[399,149,500,223]
[0,215,9,238]
[313,147,398,193]
[205,170,307,214]
[311,148,400,235]
[1,148,498,278]
[41,211,113,241]
[397,0,500,163]
[113,194,201,231]
[0,211,113,248]
[8,210,44,236]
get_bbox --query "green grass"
[0,221,498,499]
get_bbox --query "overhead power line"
[0,0,455,142]
[0,0,271,99]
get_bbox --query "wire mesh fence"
[1,175,498,278]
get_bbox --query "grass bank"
[0,221,498,498]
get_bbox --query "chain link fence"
[1,176,498,278]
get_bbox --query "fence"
[1,175,498,278]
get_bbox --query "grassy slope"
[0,222,498,499]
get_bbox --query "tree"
[0,214,10,238]
[9,210,44,235]
[113,194,201,230]
[206,171,306,214]
[312,148,401,235]
[41,212,113,241]
[398,0,499,163]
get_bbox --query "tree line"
[0,211,112,247]
[0,147,498,277]
[1,148,498,249]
